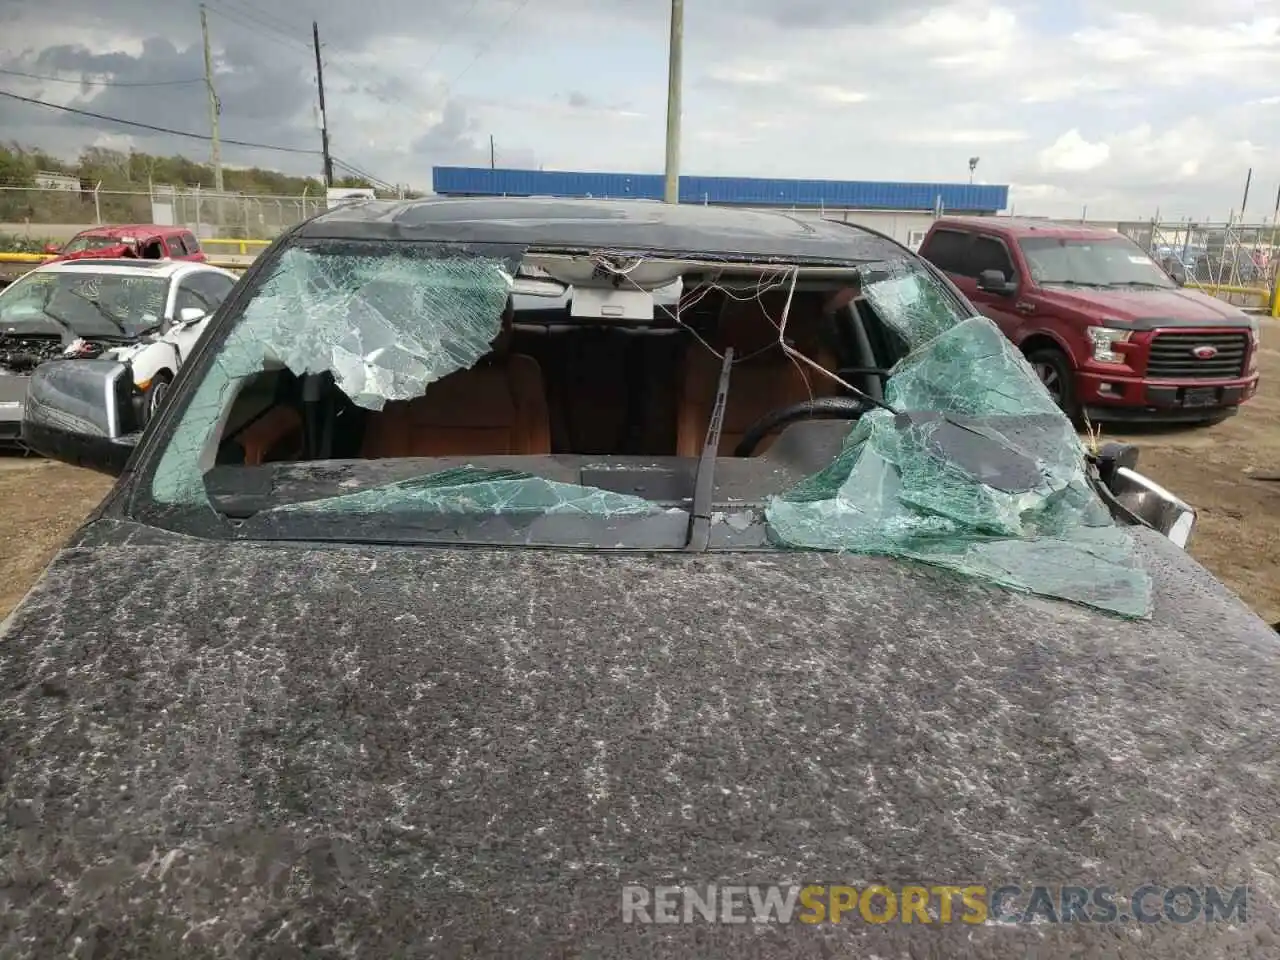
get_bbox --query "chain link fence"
[1116,219,1278,305]
[0,184,328,240]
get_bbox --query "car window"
[970,236,1016,281]
[169,234,189,256]
[59,234,118,255]
[183,233,202,255]
[173,273,233,315]
[918,229,970,275]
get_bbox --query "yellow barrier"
[0,252,249,270]
[200,238,272,256]
[0,252,54,263]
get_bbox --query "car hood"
[1,519,1277,957]
[1039,285,1253,329]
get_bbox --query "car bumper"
[0,400,25,447]
[1077,370,1259,423]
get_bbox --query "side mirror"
[21,359,142,476]
[43,243,60,255]
[977,269,1016,296]
[177,307,207,325]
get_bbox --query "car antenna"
[685,345,734,552]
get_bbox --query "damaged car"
[0,257,238,447]
[5,198,1278,957]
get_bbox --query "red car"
[919,217,1262,424]
[45,225,207,263]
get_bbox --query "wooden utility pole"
[313,21,335,188]
[199,4,224,195]
[663,0,683,204]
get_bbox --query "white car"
[0,257,238,445]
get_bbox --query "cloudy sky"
[1,0,1277,220]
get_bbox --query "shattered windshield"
[139,238,1149,619]
[0,272,166,338]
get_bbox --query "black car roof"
[295,196,906,264]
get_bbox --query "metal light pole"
[663,0,684,204]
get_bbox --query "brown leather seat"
[237,405,305,465]
[360,352,551,458]
[676,292,841,457]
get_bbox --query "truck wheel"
[1025,346,1080,420]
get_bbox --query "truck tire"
[1025,346,1080,421]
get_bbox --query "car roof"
[298,196,906,264]
[71,224,191,239]
[32,259,228,280]
[933,216,1124,241]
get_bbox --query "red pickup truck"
[918,217,1262,424]
[45,225,207,263]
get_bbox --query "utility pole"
[313,21,335,188]
[490,134,496,170]
[663,0,684,204]
[199,5,223,196]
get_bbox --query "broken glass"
[269,467,659,518]
[766,316,1152,618]
[859,259,966,349]
[151,245,519,505]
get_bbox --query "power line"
[0,67,205,87]
[332,156,395,191]
[447,0,533,88]
[0,89,322,155]
[201,0,313,55]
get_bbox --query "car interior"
[211,275,909,480]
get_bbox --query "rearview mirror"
[21,359,142,476]
[178,307,207,324]
[977,269,1016,296]
[43,243,60,255]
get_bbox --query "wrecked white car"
[0,257,237,447]
[7,198,1278,957]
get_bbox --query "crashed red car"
[45,224,207,263]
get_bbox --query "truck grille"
[1146,331,1248,379]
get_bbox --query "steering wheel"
[733,397,868,458]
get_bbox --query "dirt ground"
[1,329,1279,622]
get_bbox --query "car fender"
[128,342,179,387]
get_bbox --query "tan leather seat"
[361,352,551,458]
[676,293,841,457]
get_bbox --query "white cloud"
[1039,130,1111,173]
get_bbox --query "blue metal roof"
[432,167,1008,213]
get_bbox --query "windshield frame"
[118,231,977,548]
[1017,235,1176,290]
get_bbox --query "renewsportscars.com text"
[621,883,1248,925]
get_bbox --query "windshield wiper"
[64,288,131,336]
[1097,280,1168,289]
[685,346,734,552]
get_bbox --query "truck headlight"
[1087,326,1132,364]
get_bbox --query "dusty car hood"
[1,519,1277,957]
[1041,285,1253,327]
